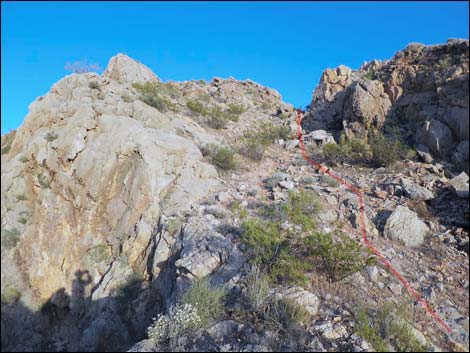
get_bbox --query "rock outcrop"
[304,39,469,172]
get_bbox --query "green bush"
[1,227,21,249]
[370,133,415,167]
[356,303,428,352]
[238,122,290,161]
[180,277,227,328]
[266,297,311,333]
[319,174,340,187]
[239,137,265,161]
[240,217,310,286]
[19,156,29,163]
[186,100,206,115]
[303,230,375,282]
[18,216,28,225]
[226,103,246,121]
[133,82,179,112]
[210,145,237,170]
[281,189,321,229]
[207,106,228,129]
[1,286,21,305]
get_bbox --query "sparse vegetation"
[203,144,237,170]
[88,244,111,263]
[226,103,246,120]
[369,132,416,167]
[1,286,21,305]
[16,193,27,201]
[121,94,134,103]
[266,297,311,333]
[207,106,228,129]
[1,130,16,155]
[356,303,429,352]
[133,82,179,112]
[281,189,321,229]
[18,216,28,225]
[186,100,206,115]
[179,277,227,328]
[319,174,340,187]
[361,70,376,80]
[1,227,21,249]
[44,132,59,142]
[239,121,290,161]
[116,273,145,305]
[303,230,375,282]
[88,81,100,90]
[244,266,270,312]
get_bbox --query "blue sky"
[1,1,468,134]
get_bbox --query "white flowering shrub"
[147,303,201,344]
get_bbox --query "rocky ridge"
[1,41,469,353]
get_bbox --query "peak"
[102,53,160,84]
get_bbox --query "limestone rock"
[400,177,435,201]
[448,172,470,198]
[102,53,160,84]
[280,286,320,316]
[384,206,430,246]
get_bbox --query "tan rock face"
[1,54,219,305]
[304,39,469,171]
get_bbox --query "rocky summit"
[1,40,469,353]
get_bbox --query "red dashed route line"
[295,109,452,334]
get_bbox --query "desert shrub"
[88,81,100,90]
[240,217,309,286]
[281,189,322,229]
[240,218,284,268]
[205,145,237,170]
[261,101,272,110]
[266,297,311,333]
[356,306,388,352]
[244,266,270,312]
[19,156,29,163]
[319,174,340,187]
[133,82,179,112]
[238,137,265,161]
[121,94,134,103]
[258,121,291,144]
[147,303,201,346]
[1,227,21,249]
[303,230,375,282]
[88,244,111,263]
[207,106,228,129]
[226,103,246,121]
[186,100,207,115]
[1,131,16,155]
[1,286,21,305]
[322,134,369,164]
[369,133,415,167]
[18,216,28,225]
[45,132,59,142]
[16,193,27,201]
[356,303,428,352]
[180,277,227,328]
[361,70,376,80]
[238,122,290,161]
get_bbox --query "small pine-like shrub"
[303,230,375,282]
[281,189,322,229]
[369,133,415,167]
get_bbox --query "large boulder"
[384,206,430,247]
